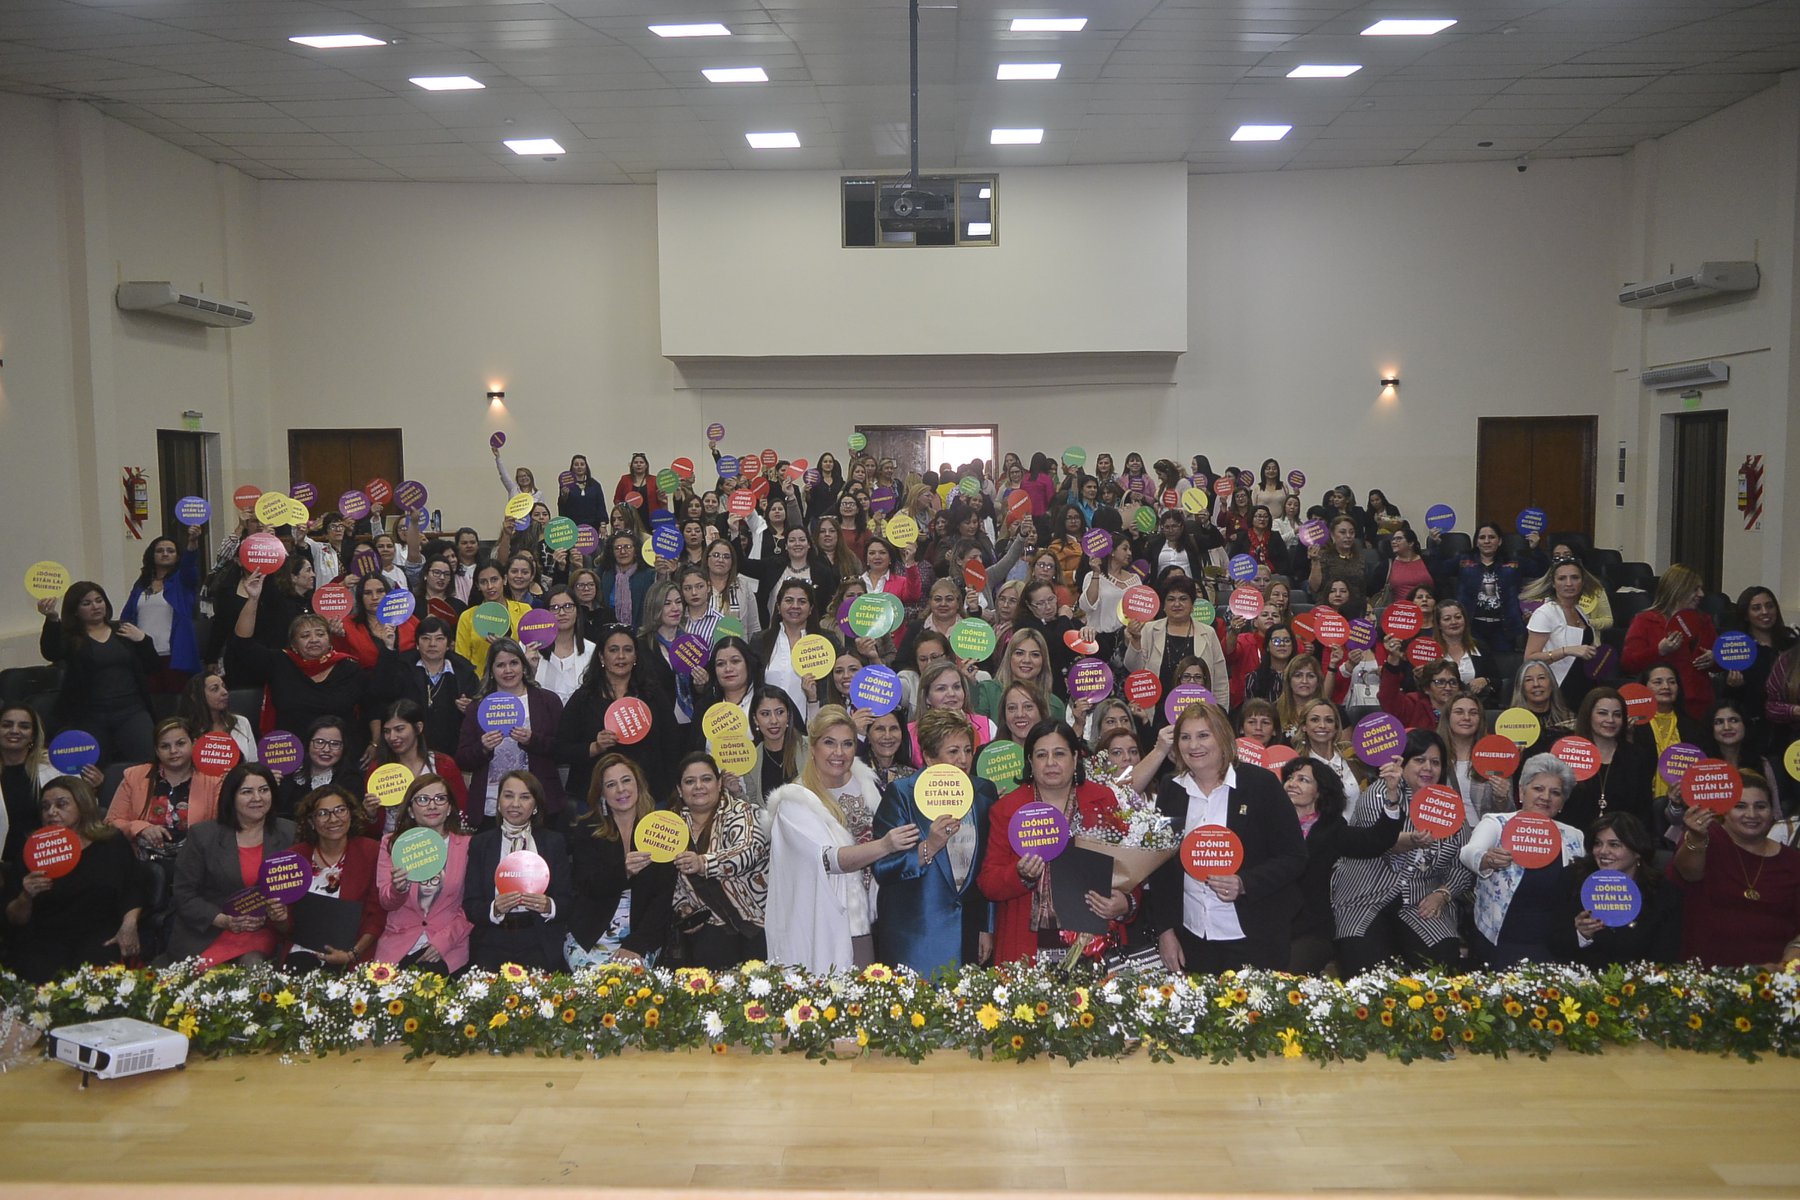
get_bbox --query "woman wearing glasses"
[1378,650,1464,731]
[283,785,385,972]
[375,773,474,973]
[275,716,363,819]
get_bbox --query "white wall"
[657,164,1188,357]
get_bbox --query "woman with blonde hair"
[974,627,1066,724]
[1296,698,1362,798]
[1622,563,1714,719]
[1520,556,1613,632]
[764,706,919,972]
[1275,654,1326,743]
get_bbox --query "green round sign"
[543,516,578,552]
[656,468,681,496]
[958,475,981,497]
[470,601,513,639]
[949,617,997,661]
[847,593,890,638]
[1134,506,1156,533]
[976,739,1025,790]
[392,827,448,880]
[1062,446,1086,469]
[1193,598,1216,625]
[848,432,868,453]
[713,614,747,643]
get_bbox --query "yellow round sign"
[633,810,690,863]
[640,538,659,567]
[885,513,919,548]
[24,561,70,600]
[368,762,415,807]
[914,763,974,821]
[702,701,749,743]
[1495,707,1542,749]
[283,496,310,527]
[1181,487,1209,514]
[503,492,535,521]
[254,491,291,526]
[936,482,956,504]
[791,633,836,680]
[1785,740,1800,782]
[711,736,758,776]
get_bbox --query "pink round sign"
[496,850,549,894]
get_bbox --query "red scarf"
[260,648,355,734]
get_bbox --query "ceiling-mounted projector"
[878,182,954,233]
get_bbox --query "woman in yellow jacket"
[454,562,531,676]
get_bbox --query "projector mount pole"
[907,0,919,186]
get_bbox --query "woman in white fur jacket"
[764,706,919,972]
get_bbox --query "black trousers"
[1336,897,1462,978]
[1175,926,1288,974]
[674,922,766,971]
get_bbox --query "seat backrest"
[1587,547,1623,574]
[0,665,62,707]
[1436,532,1472,560]
[227,687,263,723]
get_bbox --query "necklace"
[1737,841,1771,901]
[313,844,346,894]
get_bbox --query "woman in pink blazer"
[374,773,474,973]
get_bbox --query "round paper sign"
[1409,784,1465,838]
[258,731,303,774]
[24,826,81,878]
[489,431,506,450]
[173,496,210,526]
[503,492,534,521]
[1580,870,1643,927]
[194,732,241,776]
[1192,598,1216,625]
[1163,683,1215,724]
[1583,643,1619,680]
[376,589,416,625]
[605,697,652,744]
[707,422,726,444]
[848,665,902,716]
[885,513,919,548]
[495,850,549,895]
[25,561,72,600]
[338,490,372,521]
[1656,742,1704,788]
[47,730,101,773]
[1516,506,1547,536]
[668,632,710,674]
[948,618,997,662]
[1287,469,1306,491]
[962,560,988,590]
[848,432,867,452]
[846,593,892,639]
[368,763,414,807]
[257,851,314,903]
[1260,744,1299,771]
[1553,735,1600,780]
[312,583,354,620]
[791,633,837,680]
[515,609,557,648]
[1296,519,1327,548]
[542,517,578,552]
[711,737,757,776]
[365,478,394,507]
[656,469,681,497]
[1406,637,1445,669]
[1161,489,1181,512]
[914,763,974,821]
[1353,713,1406,767]
[1712,631,1757,671]
[394,480,428,512]
[1120,585,1160,623]
[350,546,380,579]
[476,693,526,733]
[1617,682,1656,723]
[574,524,602,555]
[1423,504,1456,534]
[1122,670,1162,708]
[634,810,691,863]
[1346,618,1378,651]
[1235,739,1268,769]
[1227,554,1257,582]
[1786,740,1800,782]
[1063,628,1099,656]
[1381,602,1424,639]
[728,490,756,517]
[1494,707,1542,748]
[255,491,292,526]
[232,484,263,512]
[1180,825,1244,879]
[1502,814,1562,869]
[392,827,448,880]
[470,602,513,639]
[1181,487,1208,515]
[1471,734,1522,778]
[1228,586,1264,622]
[1082,528,1113,560]
[1061,446,1086,469]
[237,533,287,574]
[958,475,980,497]
[871,486,898,515]
[1007,801,1069,860]
[1214,474,1235,498]
[1133,507,1156,534]
[1067,658,1114,703]
[1312,609,1350,647]
[976,739,1025,790]
[1683,759,1742,814]
[1291,610,1317,646]
[759,449,778,470]
[702,702,749,743]
[289,482,318,507]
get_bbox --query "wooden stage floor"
[1,1044,1796,1196]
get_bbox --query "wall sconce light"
[487,390,506,405]
[1379,376,1400,392]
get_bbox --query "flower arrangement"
[1077,758,1180,852]
[9,959,1798,1067]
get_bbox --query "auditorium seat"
[1604,561,1655,592]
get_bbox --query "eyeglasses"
[549,603,577,613]
[1429,677,1460,689]
[311,737,344,749]
[314,806,351,820]
[411,794,452,807]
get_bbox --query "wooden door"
[1476,416,1596,543]
[288,429,405,518]
[156,429,209,561]
[855,426,930,481]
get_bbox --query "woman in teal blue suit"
[872,708,996,975]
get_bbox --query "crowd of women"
[4,441,1797,985]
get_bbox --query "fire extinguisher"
[123,467,149,539]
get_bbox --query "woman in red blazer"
[978,720,1136,965]
[282,785,387,970]
[374,773,474,973]
[1622,565,1715,719]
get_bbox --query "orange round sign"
[605,697,653,744]
[1471,733,1521,778]
[1502,813,1562,869]
[1684,758,1743,814]
[1409,784,1465,838]
[1120,584,1161,623]
[1618,682,1656,724]
[24,826,81,878]
[1312,609,1350,646]
[194,732,242,777]
[1553,735,1601,781]
[962,560,987,591]
[1179,825,1244,879]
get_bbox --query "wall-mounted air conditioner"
[116,282,255,328]
[1617,261,1759,310]
[1641,361,1730,390]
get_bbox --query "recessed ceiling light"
[410,75,485,91]
[650,23,731,37]
[1287,64,1362,78]
[990,128,1045,144]
[967,222,993,237]
[746,131,800,148]
[1010,17,1087,32]
[1231,124,1291,142]
[978,186,992,199]
[1360,18,1456,36]
[997,63,1062,80]
[703,67,768,83]
[289,34,386,49]
[504,138,565,155]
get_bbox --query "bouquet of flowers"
[1059,758,1180,967]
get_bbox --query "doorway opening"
[155,429,221,563]
[852,424,998,482]
[1665,410,1726,589]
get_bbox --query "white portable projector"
[47,1017,188,1081]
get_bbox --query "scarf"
[259,648,354,733]
[500,818,535,855]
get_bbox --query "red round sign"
[1618,682,1656,724]
[1290,609,1317,645]
[495,849,550,895]
[1684,758,1743,814]
[672,457,695,482]
[1381,601,1423,639]
[1312,609,1349,647]
[1161,488,1181,511]
[1235,739,1267,768]
[1228,586,1264,622]
[728,490,756,517]
[1259,744,1299,771]
[312,583,355,620]
[232,484,263,512]
[1406,636,1445,669]
[1502,814,1563,869]
[24,826,81,879]
[1063,629,1099,656]
[1409,784,1465,839]
[1553,735,1600,781]
[1471,733,1522,779]
[1005,491,1031,525]
[759,449,778,470]
[1120,584,1161,623]
[605,697,653,744]
[1214,474,1235,498]
[623,490,644,509]
[1122,670,1162,707]
[749,476,770,501]
[365,478,393,507]
[194,732,242,777]
[962,560,988,590]
[1179,825,1244,879]
[237,532,288,575]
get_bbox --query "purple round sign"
[258,731,304,774]
[574,524,602,555]
[1713,631,1757,670]
[173,496,211,526]
[1423,504,1456,534]
[1583,642,1619,680]
[289,481,318,507]
[1296,519,1327,548]
[849,665,902,716]
[376,589,416,625]
[1346,617,1379,650]
[1082,528,1113,560]
[668,631,711,674]
[718,454,740,479]
[651,525,684,560]
[1007,801,1070,861]
[1580,870,1643,927]
[477,692,526,733]
[338,489,371,521]
[1227,553,1258,581]
[869,486,897,515]
[1353,712,1407,767]
[256,850,314,904]
[48,730,101,773]
[516,609,557,648]
[393,480,428,512]
[1067,657,1115,703]
[1657,742,1705,788]
[1163,683,1216,724]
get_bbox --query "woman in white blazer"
[1122,575,1229,696]
[1459,753,1586,968]
[764,706,918,972]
